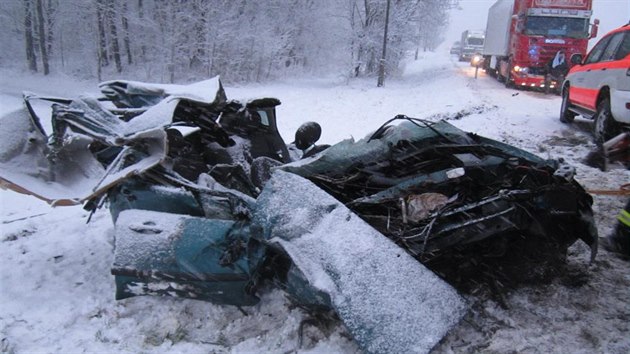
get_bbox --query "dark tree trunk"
[190,1,207,71]
[137,0,146,60]
[96,0,109,66]
[363,0,371,27]
[209,41,216,77]
[377,0,390,87]
[121,1,132,65]
[59,29,65,68]
[24,0,38,72]
[36,0,50,75]
[45,0,55,56]
[106,0,122,73]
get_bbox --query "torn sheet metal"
[281,116,598,286]
[0,79,602,352]
[0,100,167,205]
[112,209,259,305]
[254,171,468,354]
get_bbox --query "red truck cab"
[483,0,598,91]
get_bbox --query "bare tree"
[36,0,50,74]
[137,0,146,60]
[95,0,108,67]
[45,0,55,56]
[3,0,457,82]
[413,0,456,57]
[23,0,38,72]
[106,0,121,73]
[189,0,207,72]
[377,0,391,87]
[121,1,132,65]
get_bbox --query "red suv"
[560,24,630,142]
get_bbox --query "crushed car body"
[0,78,598,354]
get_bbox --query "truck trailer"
[482,0,598,90]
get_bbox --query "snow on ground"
[1,50,629,354]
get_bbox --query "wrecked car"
[0,78,597,354]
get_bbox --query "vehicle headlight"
[513,66,528,73]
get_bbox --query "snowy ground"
[1,51,629,354]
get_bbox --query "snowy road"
[1,52,628,354]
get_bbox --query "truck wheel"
[593,97,621,143]
[559,86,576,123]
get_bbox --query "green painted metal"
[112,210,260,306]
[108,179,204,222]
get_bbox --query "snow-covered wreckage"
[0,78,598,354]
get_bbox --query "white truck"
[459,30,485,61]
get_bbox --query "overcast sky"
[446,0,630,46]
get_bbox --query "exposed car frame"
[0,78,600,354]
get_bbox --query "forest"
[0,0,456,84]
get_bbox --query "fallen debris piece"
[255,171,467,354]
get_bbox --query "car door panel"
[569,33,615,109]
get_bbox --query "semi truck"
[482,0,598,90]
[459,30,486,61]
